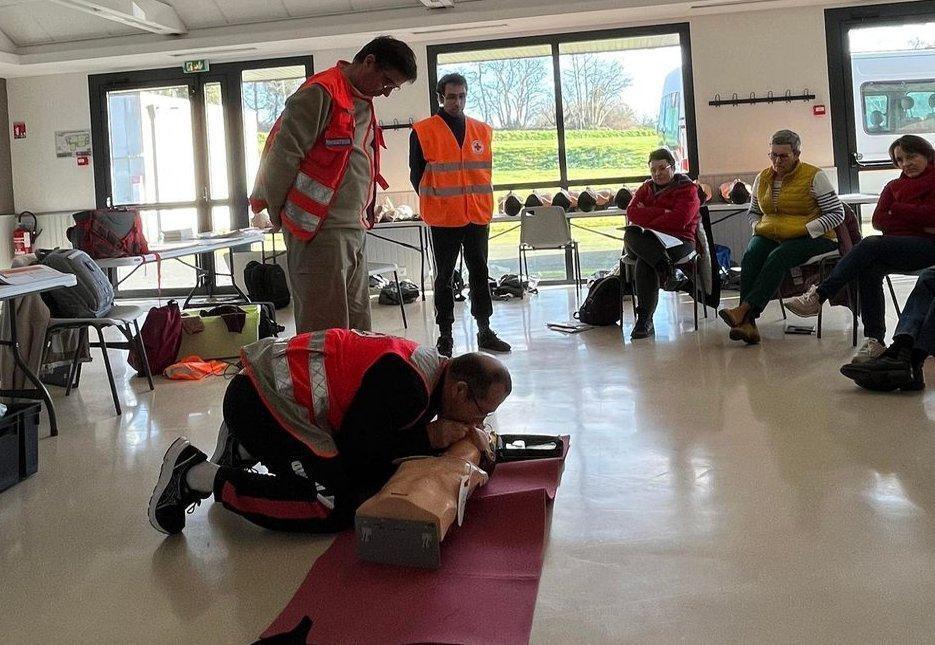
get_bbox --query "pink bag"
[128,301,182,376]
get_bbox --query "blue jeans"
[817,235,935,341]
[894,268,935,356]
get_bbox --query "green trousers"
[740,235,838,312]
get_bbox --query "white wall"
[7,73,96,213]
[690,6,834,176]
[3,4,849,214]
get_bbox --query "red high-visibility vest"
[240,329,446,457]
[250,64,388,241]
[413,114,493,227]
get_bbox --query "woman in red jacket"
[788,135,935,363]
[623,148,701,339]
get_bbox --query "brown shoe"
[739,320,760,345]
[718,306,745,329]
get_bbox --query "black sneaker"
[840,354,912,392]
[477,329,511,353]
[148,437,210,535]
[630,316,655,339]
[436,335,454,358]
[209,421,256,469]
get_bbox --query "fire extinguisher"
[12,211,41,256]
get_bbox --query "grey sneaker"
[148,437,210,535]
[786,284,821,318]
[851,338,886,364]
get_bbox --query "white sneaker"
[852,338,886,364]
[786,284,821,318]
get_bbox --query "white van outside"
[851,49,935,164]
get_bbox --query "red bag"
[129,301,182,376]
[66,208,150,259]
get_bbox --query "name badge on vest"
[325,137,353,148]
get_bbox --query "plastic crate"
[0,402,40,493]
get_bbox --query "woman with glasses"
[787,135,935,365]
[623,148,701,338]
[719,129,844,344]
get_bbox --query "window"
[429,25,695,280]
[860,79,935,137]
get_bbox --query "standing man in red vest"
[251,37,417,334]
[410,73,511,357]
[147,329,512,535]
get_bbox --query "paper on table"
[0,264,65,285]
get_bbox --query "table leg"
[420,227,427,301]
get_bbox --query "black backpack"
[378,280,420,305]
[244,261,290,309]
[255,302,285,339]
[575,275,622,326]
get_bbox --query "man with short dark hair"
[410,73,510,357]
[148,329,512,535]
[251,36,417,334]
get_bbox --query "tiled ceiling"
[0,0,420,47]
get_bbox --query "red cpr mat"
[258,437,570,644]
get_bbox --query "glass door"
[90,57,313,297]
[103,79,202,290]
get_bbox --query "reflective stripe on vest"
[241,334,338,457]
[419,184,494,198]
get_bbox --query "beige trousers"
[285,227,371,334]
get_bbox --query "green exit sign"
[183,59,209,73]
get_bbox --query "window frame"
[426,22,697,194]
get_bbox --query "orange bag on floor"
[163,355,228,380]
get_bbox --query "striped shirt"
[747,169,844,237]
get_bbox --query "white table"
[0,270,77,436]
[95,230,266,307]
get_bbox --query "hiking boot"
[729,320,760,345]
[477,329,511,354]
[786,284,822,318]
[630,314,655,339]
[148,437,210,535]
[841,359,911,392]
[851,338,886,364]
[209,421,255,469]
[436,335,453,358]
[718,306,745,329]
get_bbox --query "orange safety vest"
[249,63,388,242]
[240,329,446,457]
[412,114,493,227]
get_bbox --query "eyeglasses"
[381,72,401,92]
[649,164,673,173]
[768,152,793,161]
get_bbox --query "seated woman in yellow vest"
[719,130,844,344]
